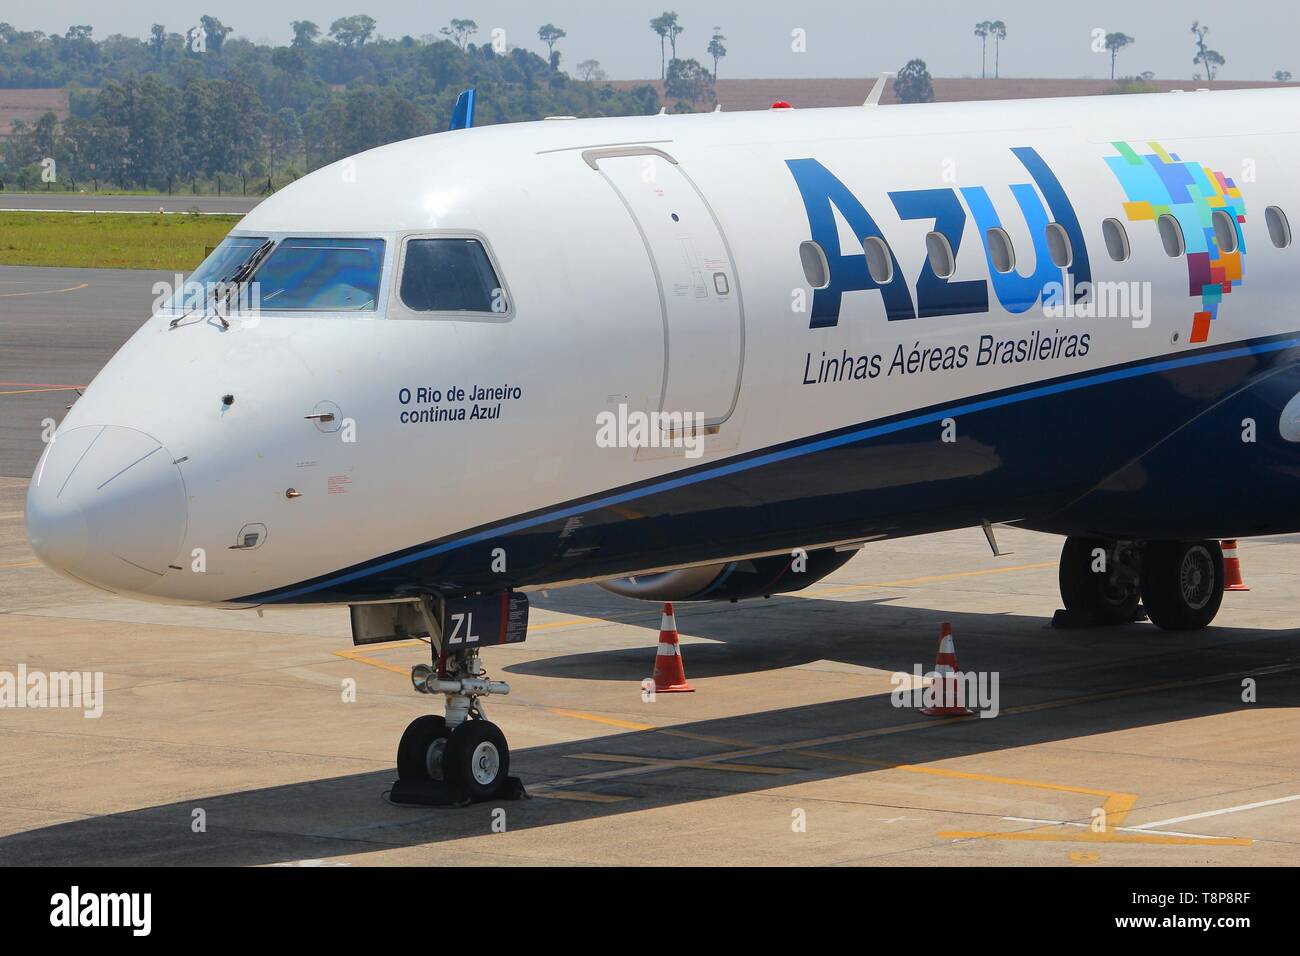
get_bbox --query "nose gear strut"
[391,594,528,806]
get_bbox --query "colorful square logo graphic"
[1104,141,1246,343]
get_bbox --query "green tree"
[974,21,991,79]
[440,19,477,51]
[1191,21,1224,80]
[1275,70,1293,82]
[990,20,1006,78]
[668,13,683,63]
[894,58,935,103]
[538,23,566,65]
[291,20,320,48]
[649,13,675,80]
[267,107,302,178]
[149,24,166,62]
[1199,49,1225,80]
[707,28,726,80]
[576,58,606,81]
[200,15,232,55]
[330,15,376,49]
[178,77,223,180]
[665,57,712,106]
[1104,33,1134,80]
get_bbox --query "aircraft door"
[587,148,744,426]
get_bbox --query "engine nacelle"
[599,547,857,602]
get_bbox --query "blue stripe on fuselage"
[238,334,1300,604]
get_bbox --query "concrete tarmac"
[0,486,1297,866]
[1,265,168,479]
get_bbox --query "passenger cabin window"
[1265,206,1292,249]
[255,238,385,311]
[1157,214,1186,258]
[799,240,829,289]
[1211,209,1239,254]
[862,236,893,283]
[985,228,1015,274]
[400,238,506,313]
[1102,218,1130,262]
[1045,222,1073,268]
[925,231,956,279]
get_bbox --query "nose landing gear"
[390,595,527,806]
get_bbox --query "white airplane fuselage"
[24,88,1300,608]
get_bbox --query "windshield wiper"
[169,239,277,330]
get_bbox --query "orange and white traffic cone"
[921,622,972,717]
[651,602,695,693]
[1222,540,1250,591]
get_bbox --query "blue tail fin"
[449,89,476,131]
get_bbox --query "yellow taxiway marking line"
[811,561,1056,597]
[528,616,611,632]
[568,752,796,775]
[547,708,656,732]
[1004,815,1234,839]
[330,644,416,676]
[531,790,630,804]
[0,385,84,396]
[0,560,40,571]
[791,747,1156,840]
[338,640,423,653]
[937,829,1251,846]
[0,282,88,299]
[794,748,1129,805]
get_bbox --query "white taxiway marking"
[1128,793,1300,831]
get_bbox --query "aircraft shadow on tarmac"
[2,596,1296,866]
[511,584,1289,682]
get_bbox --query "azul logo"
[1103,140,1246,344]
[786,148,1091,328]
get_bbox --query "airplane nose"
[26,425,188,594]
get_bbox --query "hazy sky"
[11,1,1300,81]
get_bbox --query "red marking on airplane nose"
[770,100,793,110]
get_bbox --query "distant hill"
[612,76,1299,111]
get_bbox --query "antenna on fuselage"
[449,88,476,130]
[863,72,894,107]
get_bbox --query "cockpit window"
[165,234,268,311]
[254,238,385,311]
[399,238,506,313]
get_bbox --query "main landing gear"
[391,596,523,804]
[1057,536,1225,630]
